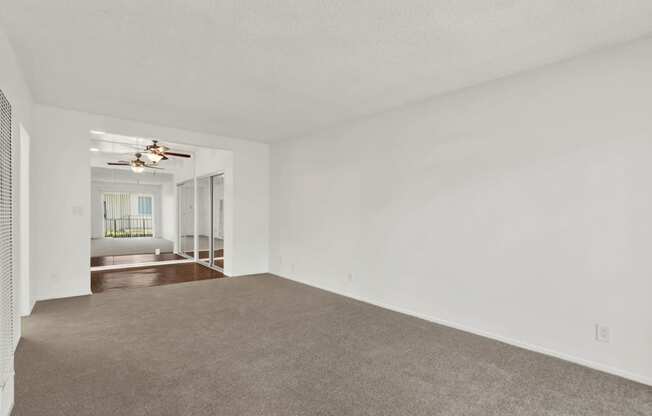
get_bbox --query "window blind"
[103,193,153,238]
[0,89,14,388]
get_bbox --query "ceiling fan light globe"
[131,165,145,173]
[145,152,163,163]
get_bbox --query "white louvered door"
[0,89,13,391]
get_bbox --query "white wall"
[270,37,652,385]
[18,125,30,316]
[30,107,93,300]
[31,104,269,301]
[0,23,33,416]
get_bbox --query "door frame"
[176,179,195,260]
[196,171,225,273]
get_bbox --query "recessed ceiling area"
[2,1,652,142]
[89,131,195,174]
[89,131,196,156]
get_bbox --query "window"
[103,193,154,238]
[138,195,152,216]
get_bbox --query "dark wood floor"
[91,262,225,293]
[90,252,185,267]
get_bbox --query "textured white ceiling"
[91,166,174,185]
[2,1,652,142]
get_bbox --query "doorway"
[88,131,232,292]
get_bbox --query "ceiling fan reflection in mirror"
[106,140,191,173]
[143,139,191,163]
[107,153,163,173]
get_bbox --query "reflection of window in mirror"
[137,195,152,216]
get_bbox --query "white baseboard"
[35,289,92,302]
[20,299,36,317]
[272,273,652,387]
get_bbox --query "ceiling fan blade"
[163,151,191,158]
[107,162,130,166]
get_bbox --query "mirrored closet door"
[177,180,195,258]
[197,176,211,267]
[196,173,224,271]
[211,174,225,270]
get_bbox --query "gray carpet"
[91,237,175,257]
[14,275,651,415]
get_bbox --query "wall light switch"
[595,324,610,343]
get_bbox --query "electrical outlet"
[291,263,295,273]
[347,273,353,282]
[595,324,610,343]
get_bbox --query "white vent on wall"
[0,89,14,389]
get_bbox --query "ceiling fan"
[107,153,163,173]
[143,139,191,163]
